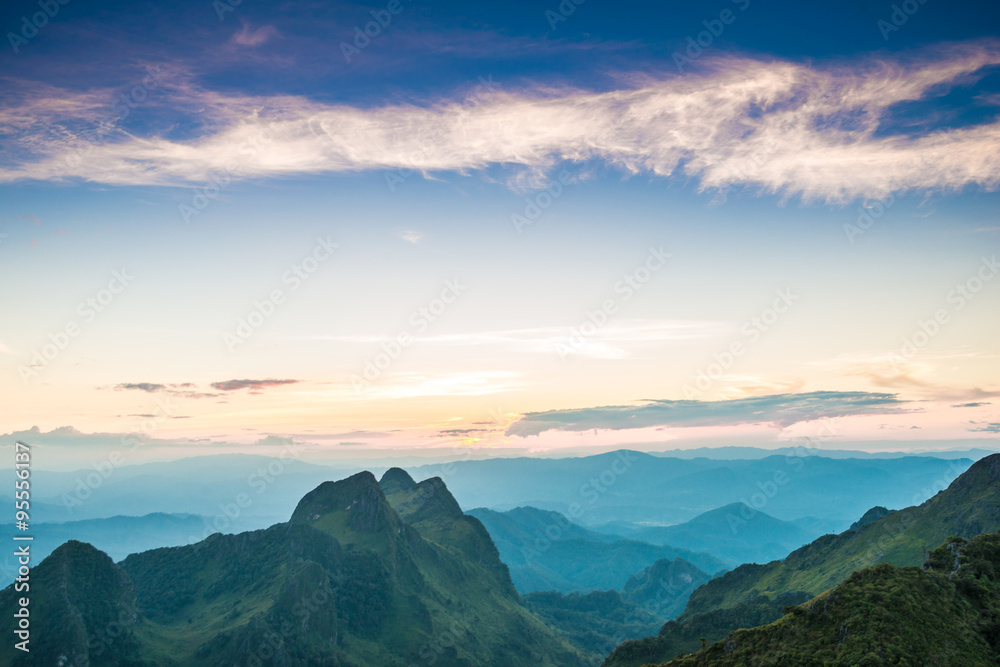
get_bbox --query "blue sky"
[2,0,999,467]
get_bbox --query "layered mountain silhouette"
[604,453,1000,666]
[468,505,727,592]
[0,469,582,666]
[624,502,815,566]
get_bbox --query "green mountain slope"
[659,531,1000,666]
[523,557,714,664]
[683,452,1000,618]
[0,540,146,667]
[621,557,714,619]
[469,506,727,592]
[631,502,814,566]
[0,471,584,666]
[604,453,1000,667]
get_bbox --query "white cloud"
[2,43,999,202]
[399,230,423,244]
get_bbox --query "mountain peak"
[379,467,417,495]
[290,471,405,539]
[850,505,895,531]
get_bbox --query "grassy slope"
[604,453,1000,667]
[683,453,1000,617]
[660,531,1000,666]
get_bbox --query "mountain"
[628,502,815,566]
[468,506,728,592]
[683,453,1000,617]
[0,469,583,666]
[604,453,1000,666]
[0,512,206,586]
[0,540,145,666]
[411,451,972,526]
[603,590,812,667]
[621,557,714,619]
[524,590,663,662]
[849,504,895,530]
[656,531,1000,666]
[522,557,712,664]
[646,444,999,460]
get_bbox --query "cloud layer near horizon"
[505,391,913,437]
[2,43,999,201]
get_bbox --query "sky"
[1,0,999,468]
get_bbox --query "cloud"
[337,441,366,447]
[231,24,280,47]
[3,43,1000,202]
[210,378,299,392]
[115,382,167,393]
[307,319,728,359]
[323,430,392,439]
[0,341,14,355]
[399,230,423,244]
[954,402,991,408]
[110,382,218,399]
[969,422,1000,433]
[505,391,913,437]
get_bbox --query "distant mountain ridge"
[622,502,815,566]
[413,451,972,526]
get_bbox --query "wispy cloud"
[506,391,913,437]
[2,43,999,201]
[399,230,423,244]
[115,382,166,393]
[210,378,300,392]
[303,319,727,359]
[231,23,280,48]
[969,422,1000,433]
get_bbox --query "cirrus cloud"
[1,43,999,202]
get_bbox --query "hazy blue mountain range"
[411,451,972,526]
[621,502,816,566]
[468,506,728,592]
[0,513,207,587]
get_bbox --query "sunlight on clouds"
[2,43,999,201]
